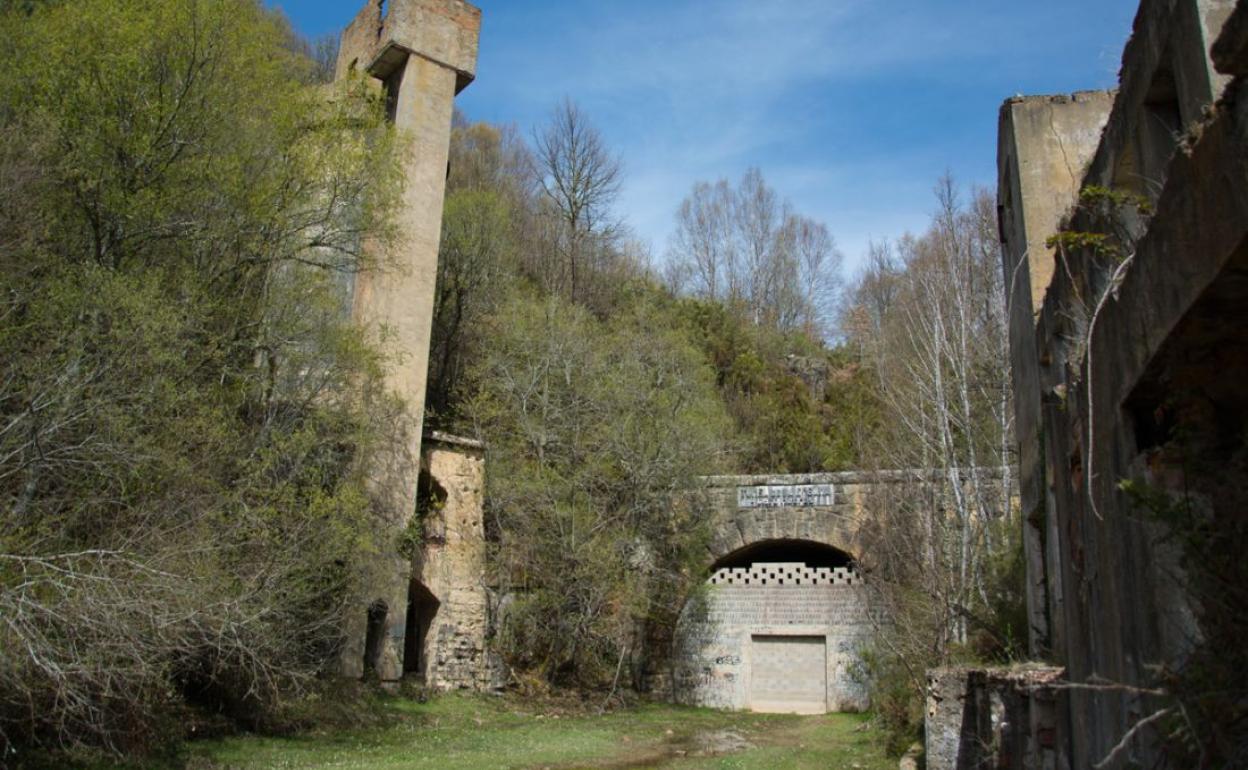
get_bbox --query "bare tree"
[734,167,786,322]
[789,215,844,337]
[844,179,1020,748]
[532,98,622,303]
[668,168,842,338]
[670,180,735,301]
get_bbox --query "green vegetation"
[176,694,896,770]
[1045,230,1121,260]
[424,117,1023,754]
[467,292,730,686]
[423,116,892,695]
[1077,184,1154,215]
[676,298,882,474]
[0,0,401,756]
[0,0,1025,762]
[1044,184,1156,272]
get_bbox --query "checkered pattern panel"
[708,561,859,586]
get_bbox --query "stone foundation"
[926,666,1066,770]
[413,432,493,691]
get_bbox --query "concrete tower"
[334,0,481,682]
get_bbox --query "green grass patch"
[154,693,895,770]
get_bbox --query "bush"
[466,293,729,687]
[0,0,402,755]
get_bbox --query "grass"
[167,693,897,770]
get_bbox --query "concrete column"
[334,0,481,681]
[996,92,1111,659]
[351,52,459,512]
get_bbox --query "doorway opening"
[403,580,440,677]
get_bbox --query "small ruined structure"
[925,667,1065,770]
[407,433,493,689]
[934,0,1247,767]
[358,432,490,688]
[333,0,492,690]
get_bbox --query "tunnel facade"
[670,474,875,714]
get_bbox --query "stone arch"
[704,505,865,570]
[671,531,872,714]
[710,538,855,573]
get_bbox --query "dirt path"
[533,712,889,770]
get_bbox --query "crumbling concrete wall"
[998,93,1114,660]
[997,0,1247,766]
[333,0,481,682]
[926,666,1065,770]
[415,432,493,691]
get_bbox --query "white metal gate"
[749,635,827,714]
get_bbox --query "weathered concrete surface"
[333,0,480,682]
[999,92,1115,320]
[415,432,492,690]
[926,666,1065,770]
[999,1,1246,766]
[337,0,479,92]
[1079,0,1234,200]
[997,92,1113,658]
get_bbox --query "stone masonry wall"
[669,472,1010,714]
[416,432,492,691]
[672,563,871,713]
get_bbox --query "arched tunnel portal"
[668,473,881,715]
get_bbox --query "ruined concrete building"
[926,0,1248,766]
[332,0,494,691]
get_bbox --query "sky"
[274,0,1139,274]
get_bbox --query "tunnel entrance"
[672,538,870,714]
[710,539,854,572]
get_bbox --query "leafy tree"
[674,298,877,473]
[0,0,401,754]
[427,119,533,423]
[465,292,729,688]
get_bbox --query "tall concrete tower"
[335,0,481,681]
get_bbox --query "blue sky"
[275,0,1138,273]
